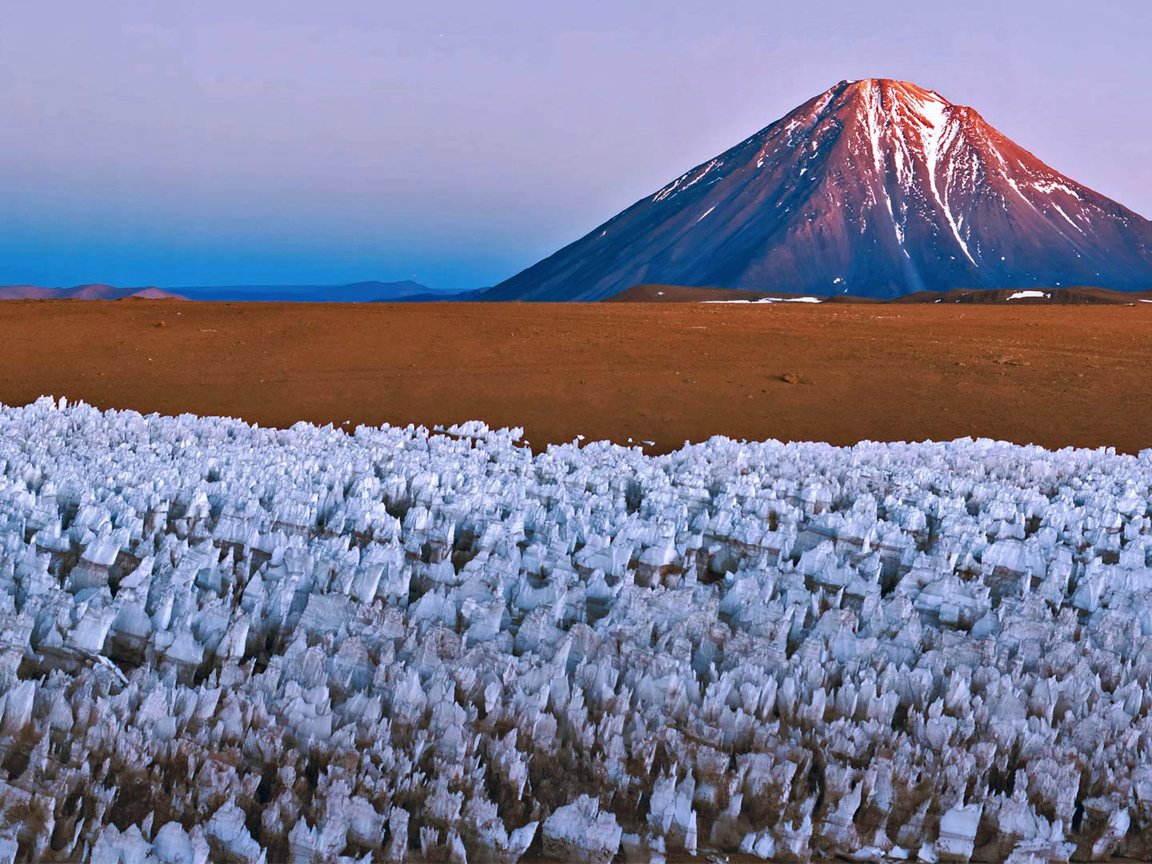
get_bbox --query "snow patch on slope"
[912,92,977,266]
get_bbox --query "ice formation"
[1,398,1152,862]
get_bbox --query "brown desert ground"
[1,299,1151,454]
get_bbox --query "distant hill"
[607,283,1152,304]
[119,287,187,300]
[387,287,488,302]
[0,280,459,302]
[895,287,1152,304]
[483,78,1152,301]
[172,280,442,302]
[0,285,59,300]
[0,284,185,300]
[606,284,837,303]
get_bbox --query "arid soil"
[2,299,1151,454]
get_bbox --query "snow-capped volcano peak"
[484,79,1152,300]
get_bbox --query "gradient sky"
[2,0,1150,291]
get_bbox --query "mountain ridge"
[482,78,1152,300]
[0,281,445,302]
[606,283,1152,305]
[171,281,439,302]
[0,284,186,301]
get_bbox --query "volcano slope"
[1,299,1151,454]
[483,78,1152,301]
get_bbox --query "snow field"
[1,398,1151,862]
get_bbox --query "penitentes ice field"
[1,400,1152,863]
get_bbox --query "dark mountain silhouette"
[607,283,1152,305]
[482,78,1152,300]
[174,281,439,302]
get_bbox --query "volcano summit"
[484,79,1152,300]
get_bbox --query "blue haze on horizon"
[2,0,1149,292]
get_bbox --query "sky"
[2,1,1150,291]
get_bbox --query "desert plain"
[1,298,1150,454]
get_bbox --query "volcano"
[482,79,1152,301]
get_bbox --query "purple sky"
[2,0,1149,291]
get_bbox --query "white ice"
[0,398,1150,862]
